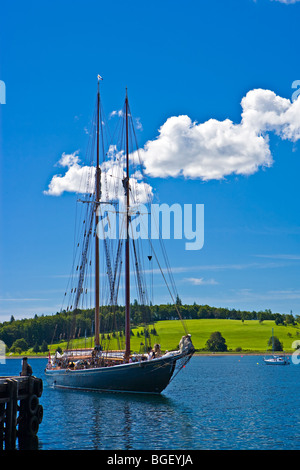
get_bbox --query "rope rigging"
[58,88,188,349]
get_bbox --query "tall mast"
[94,77,101,348]
[125,88,131,360]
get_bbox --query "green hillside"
[137,319,298,353]
[47,319,299,355]
[3,303,298,356]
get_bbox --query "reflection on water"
[41,386,193,450]
[3,356,300,450]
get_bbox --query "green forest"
[0,301,297,353]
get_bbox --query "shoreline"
[3,350,292,360]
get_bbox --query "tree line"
[0,301,297,350]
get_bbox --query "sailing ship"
[45,77,195,393]
[263,328,289,365]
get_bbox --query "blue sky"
[1,0,300,321]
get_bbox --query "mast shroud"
[45,81,195,393]
[125,89,131,360]
[94,82,101,347]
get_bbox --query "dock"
[0,358,43,449]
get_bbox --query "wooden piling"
[0,358,43,449]
[4,379,18,449]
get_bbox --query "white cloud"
[184,277,218,285]
[44,151,93,196]
[271,0,300,4]
[135,117,143,131]
[241,89,300,140]
[254,254,300,260]
[110,110,143,131]
[45,89,300,194]
[44,147,153,204]
[109,109,124,118]
[137,89,300,181]
[0,298,50,301]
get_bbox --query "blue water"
[1,355,299,450]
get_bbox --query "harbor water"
[1,355,299,450]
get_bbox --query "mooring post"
[20,357,32,377]
[0,403,5,448]
[0,359,43,449]
[18,362,43,442]
[5,379,18,449]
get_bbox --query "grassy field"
[149,319,299,353]
[43,319,300,355]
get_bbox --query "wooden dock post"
[0,357,43,449]
[4,379,18,449]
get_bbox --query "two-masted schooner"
[45,77,194,393]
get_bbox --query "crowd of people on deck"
[46,343,163,370]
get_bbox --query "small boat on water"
[263,355,290,366]
[45,77,195,393]
[263,328,290,366]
